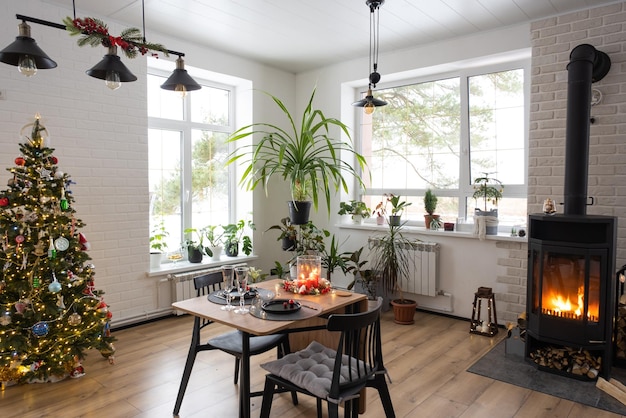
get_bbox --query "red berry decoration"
[14,157,25,166]
[49,156,58,164]
[0,197,8,207]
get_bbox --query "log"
[597,377,626,406]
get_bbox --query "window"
[148,71,234,251]
[359,62,527,228]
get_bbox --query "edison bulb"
[18,55,37,77]
[105,70,121,90]
[364,103,375,115]
[175,84,187,98]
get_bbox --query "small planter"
[281,237,297,251]
[150,252,163,269]
[352,215,364,225]
[187,248,203,263]
[225,242,239,257]
[288,200,312,225]
[208,246,222,260]
[475,209,498,235]
[388,215,401,226]
[424,214,440,229]
[376,215,385,225]
[391,299,417,325]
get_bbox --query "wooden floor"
[1,310,624,418]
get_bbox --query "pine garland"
[63,16,169,59]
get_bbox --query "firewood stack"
[616,304,626,360]
[529,346,601,379]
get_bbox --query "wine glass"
[221,265,235,311]
[234,266,250,314]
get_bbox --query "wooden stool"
[470,286,498,336]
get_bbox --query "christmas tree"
[0,115,115,386]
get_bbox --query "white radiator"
[368,239,440,297]
[168,264,246,315]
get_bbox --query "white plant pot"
[150,252,163,269]
[352,215,363,224]
[209,246,222,260]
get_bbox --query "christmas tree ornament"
[31,321,49,337]
[14,157,25,166]
[54,237,69,251]
[78,233,90,250]
[0,279,5,292]
[32,276,40,288]
[48,237,56,259]
[57,295,65,309]
[0,197,8,207]
[14,301,26,314]
[33,240,45,256]
[59,187,69,211]
[15,234,24,244]
[48,273,62,293]
[49,156,58,165]
[54,170,64,179]
[37,166,52,180]
[0,311,11,326]
[67,312,82,326]
[70,364,85,378]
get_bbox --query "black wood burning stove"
[525,44,616,380]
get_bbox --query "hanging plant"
[63,17,169,59]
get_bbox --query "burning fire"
[543,286,598,322]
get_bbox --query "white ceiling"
[43,0,621,73]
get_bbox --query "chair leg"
[316,398,322,418]
[260,377,277,418]
[233,357,240,384]
[328,401,339,418]
[369,374,396,418]
[173,318,202,415]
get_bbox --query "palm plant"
[226,87,368,215]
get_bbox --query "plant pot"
[187,248,203,263]
[376,215,385,225]
[288,200,312,225]
[208,246,222,260]
[475,209,498,235]
[424,214,441,229]
[150,252,163,269]
[282,237,297,251]
[225,242,239,257]
[352,215,363,225]
[391,299,417,325]
[388,215,401,226]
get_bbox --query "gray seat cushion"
[260,341,365,399]
[209,330,284,355]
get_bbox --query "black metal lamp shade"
[0,22,57,69]
[352,87,387,108]
[86,47,137,82]
[160,57,201,92]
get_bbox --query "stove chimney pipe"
[563,44,610,215]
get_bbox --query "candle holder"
[283,255,331,295]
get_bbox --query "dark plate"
[229,288,257,300]
[262,299,301,314]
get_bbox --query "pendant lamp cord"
[368,3,381,87]
[142,0,146,43]
[72,0,76,19]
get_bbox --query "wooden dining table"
[171,278,368,418]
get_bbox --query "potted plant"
[345,246,382,301]
[320,235,349,281]
[373,200,386,225]
[223,220,255,257]
[183,228,205,263]
[386,194,411,226]
[423,189,441,230]
[226,87,368,224]
[265,217,298,251]
[370,222,419,324]
[338,200,371,224]
[472,173,503,235]
[149,222,169,269]
[202,225,224,260]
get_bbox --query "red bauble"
[49,156,58,164]
[0,197,8,207]
[14,157,25,166]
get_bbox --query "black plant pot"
[388,215,401,226]
[288,201,312,225]
[282,237,297,251]
[225,242,239,257]
[187,248,203,263]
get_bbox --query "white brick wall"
[496,1,626,323]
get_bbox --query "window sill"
[337,222,527,243]
[146,254,258,278]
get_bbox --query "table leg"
[173,317,201,416]
[240,331,251,418]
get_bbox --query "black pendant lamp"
[160,56,201,97]
[353,0,387,114]
[0,21,57,77]
[86,45,137,90]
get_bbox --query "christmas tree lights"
[0,115,115,387]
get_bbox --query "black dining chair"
[259,297,395,418]
[172,269,293,416]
